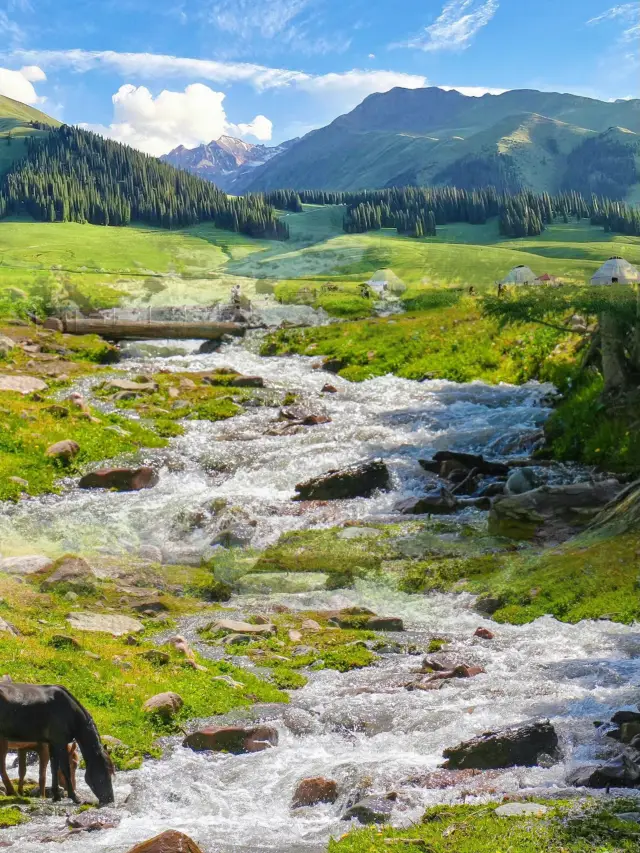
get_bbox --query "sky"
[0,0,638,156]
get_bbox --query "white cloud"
[399,0,499,52]
[439,85,507,96]
[209,0,310,39]
[297,69,426,113]
[81,82,273,156]
[586,4,640,76]
[0,65,46,104]
[0,11,24,45]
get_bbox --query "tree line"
[0,125,290,240]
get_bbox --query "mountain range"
[161,135,297,191]
[233,87,640,200]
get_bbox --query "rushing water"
[2,330,640,852]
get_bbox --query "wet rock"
[125,830,204,853]
[612,710,640,725]
[620,722,640,743]
[292,777,339,808]
[442,721,558,770]
[495,803,549,817]
[396,486,457,516]
[567,754,640,789]
[0,555,53,576]
[343,795,394,825]
[420,452,509,477]
[478,481,506,498]
[321,384,338,393]
[67,809,121,831]
[474,596,504,616]
[143,691,183,719]
[294,460,390,501]
[79,467,159,491]
[198,340,221,354]
[505,467,538,495]
[474,627,495,640]
[283,708,321,736]
[365,616,404,632]
[489,481,620,540]
[42,556,96,591]
[322,358,345,374]
[0,374,47,394]
[183,725,278,754]
[67,612,144,636]
[45,439,80,462]
[207,619,276,636]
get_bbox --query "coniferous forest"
[0,125,290,239]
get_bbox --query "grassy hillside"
[0,94,61,176]
[1,209,639,314]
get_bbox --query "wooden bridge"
[60,316,247,341]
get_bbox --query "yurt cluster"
[499,257,640,287]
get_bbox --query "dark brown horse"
[0,683,114,805]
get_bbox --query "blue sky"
[0,0,638,155]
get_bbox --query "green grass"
[332,801,640,853]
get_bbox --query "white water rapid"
[2,333,639,852]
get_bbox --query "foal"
[0,741,79,798]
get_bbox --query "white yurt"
[366,269,407,296]
[590,257,640,286]
[500,265,539,285]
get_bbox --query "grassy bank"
[331,800,640,853]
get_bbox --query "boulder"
[45,440,80,462]
[67,809,121,831]
[0,618,19,636]
[79,467,159,491]
[67,612,144,636]
[203,373,265,388]
[321,384,338,393]
[505,467,538,495]
[294,460,390,501]
[442,721,558,770]
[612,710,640,725]
[322,358,345,374]
[292,777,339,808]
[42,556,95,590]
[50,634,81,649]
[183,725,278,754]
[365,616,404,632]
[431,451,509,477]
[143,692,183,719]
[207,619,276,636]
[0,555,53,576]
[0,374,47,394]
[0,334,16,355]
[43,317,64,332]
[106,379,158,393]
[125,831,204,853]
[489,481,621,540]
[567,755,640,789]
[396,487,457,515]
[342,796,393,825]
[620,721,640,744]
[474,627,495,640]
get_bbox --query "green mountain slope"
[242,87,640,197]
[0,95,61,176]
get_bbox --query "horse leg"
[49,746,61,802]
[39,745,49,798]
[17,748,27,796]
[0,740,16,797]
[55,744,79,804]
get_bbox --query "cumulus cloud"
[82,82,273,156]
[0,65,46,104]
[398,0,499,52]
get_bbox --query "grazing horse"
[0,740,78,797]
[0,683,114,805]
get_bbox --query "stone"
[208,619,276,636]
[0,555,53,576]
[342,796,393,825]
[79,467,159,491]
[301,619,322,632]
[494,803,549,817]
[442,721,558,770]
[365,616,404,632]
[143,692,183,719]
[140,649,170,665]
[396,486,458,516]
[50,634,81,650]
[432,451,509,477]
[183,725,278,754]
[67,612,144,636]
[106,379,158,393]
[474,596,504,616]
[292,777,339,808]
[294,459,390,501]
[620,721,640,743]
[612,710,640,725]
[131,599,169,614]
[0,335,16,355]
[42,556,96,590]
[321,384,338,393]
[203,373,265,388]
[125,830,204,853]
[474,627,495,640]
[43,317,64,332]
[67,809,121,831]
[0,375,47,395]
[0,618,19,636]
[337,527,380,540]
[506,467,538,495]
[567,755,640,789]
[288,629,303,642]
[489,481,621,540]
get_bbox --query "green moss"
[331,800,640,853]
[427,638,447,652]
[269,667,308,689]
[0,806,27,828]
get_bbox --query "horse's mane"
[55,686,105,755]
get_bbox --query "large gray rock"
[67,612,144,635]
[489,481,621,540]
[442,721,558,770]
[294,460,390,501]
[42,556,96,590]
[396,486,458,515]
[0,374,47,394]
[342,796,394,824]
[0,555,53,576]
[0,335,16,356]
[505,467,538,495]
[567,755,640,789]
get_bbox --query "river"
[2,326,640,851]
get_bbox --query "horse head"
[85,745,115,805]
